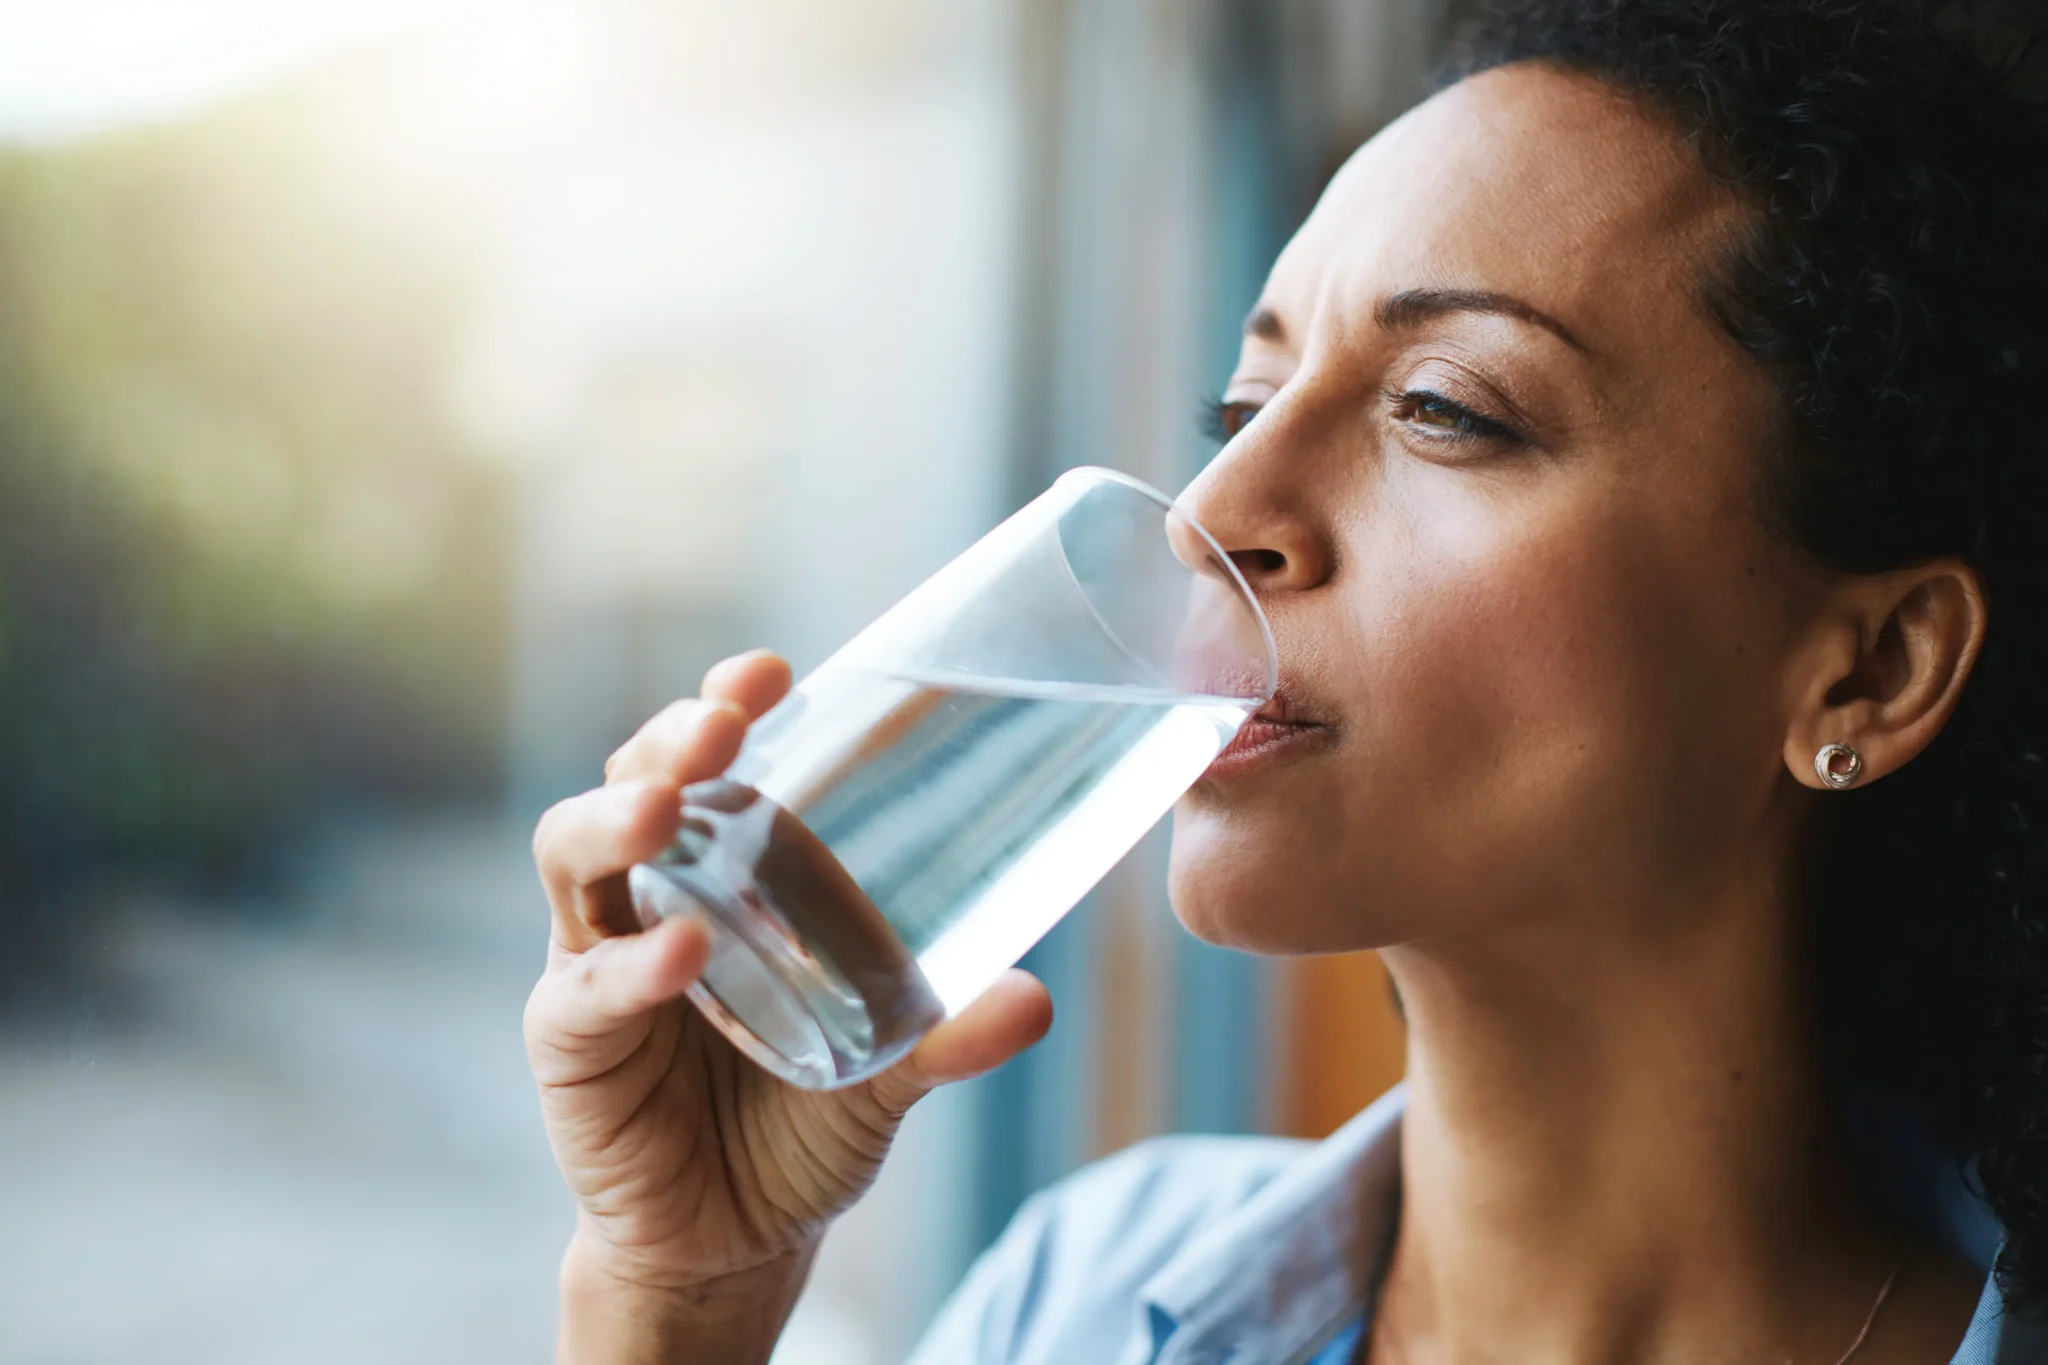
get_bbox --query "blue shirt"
[905,1086,2045,1364]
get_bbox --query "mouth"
[1202,681,1332,780]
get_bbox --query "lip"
[1203,680,1332,780]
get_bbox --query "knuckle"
[607,701,705,782]
[521,977,555,1049]
[657,696,708,729]
[646,702,709,760]
[531,800,569,869]
[701,653,747,689]
[864,1067,928,1123]
[617,776,671,822]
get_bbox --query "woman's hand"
[526,650,1054,1363]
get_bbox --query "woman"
[525,1,2048,1360]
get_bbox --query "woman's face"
[1171,63,1825,955]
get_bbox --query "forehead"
[1269,64,1747,351]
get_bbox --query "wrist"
[558,1227,816,1365]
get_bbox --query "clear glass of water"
[627,467,1275,1089]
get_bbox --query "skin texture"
[528,63,1993,1364]
[1174,66,1988,1364]
[527,653,1053,1365]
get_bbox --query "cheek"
[1168,501,1627,949]
[1339,508,1654,909]
[1398,507,1640,751]
[1170,476,1777,952]
[1369,484,1788,879]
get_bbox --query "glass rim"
[1052,465,1279,704]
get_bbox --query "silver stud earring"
[1814,742,1863,790]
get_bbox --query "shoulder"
[1009,1132,1311,1287]
[905,1133,1310,1365]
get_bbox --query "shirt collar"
[1135,1083,2042,1365]
[1139,1086,1405,1364]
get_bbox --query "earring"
[1814,742,1863,790]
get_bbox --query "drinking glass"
[627,466,1275,1089]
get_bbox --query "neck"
[1373,855,1893,1364]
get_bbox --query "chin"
[1167,795,1430,955]
[1169,801,1336,954]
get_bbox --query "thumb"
[864,970,1054,1116]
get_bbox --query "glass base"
[627,861,941,1090]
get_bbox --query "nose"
[1174,436,1334,596]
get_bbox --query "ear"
[1781,558,1988,790]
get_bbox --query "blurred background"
[0,1,1441,1360]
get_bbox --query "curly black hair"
[1451,0,2048,1313]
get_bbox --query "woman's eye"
[1409,395,1468,430]
[1199,396,1261,444]
[1390,389,1521,444]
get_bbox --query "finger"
[603,698,749,786]
[865,970,1053,1115]
[524,915,711,1083]
[912,971,1055,1081]
[533,779,686,949]
[701,649,793,721]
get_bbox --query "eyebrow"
[1373,287,1589,353]
[1242,288,1591,354]
[1242,304,1288,343]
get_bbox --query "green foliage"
[0,83,512,962]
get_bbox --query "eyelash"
[1197,390,1524,446]
[1198,395,1258,444]
[1384,388,1524,445]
